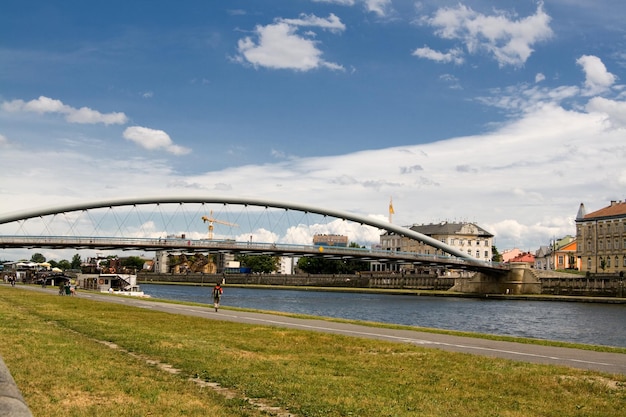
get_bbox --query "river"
[140,284,626,348]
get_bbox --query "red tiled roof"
[509,252,535,263]
[584,201,626,219]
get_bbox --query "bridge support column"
[451,263,541,295]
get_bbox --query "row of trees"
[24,253,145,272]
[237,242,370,275]
[29,252,82,271]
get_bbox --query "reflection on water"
[141,284,626,347]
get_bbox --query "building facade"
[313,234,348,247]
[534,235,579,271]
[373,221,494,272]
[576,200,626,274]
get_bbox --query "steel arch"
[0,196,482,264]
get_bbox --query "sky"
[1,0,625,261]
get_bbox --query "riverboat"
[77,272,149,297]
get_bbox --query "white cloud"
[236,15,345,71]
[312,0,391,16]
[281,13,346,33]
[0,134,7,145]
[123,126,191,155]
[364,0,392,17]
[312,0,355,5]
[576,55,617,95]
[412,46,464,64]
[1,96,128,125]
[585,96,626,128]
[420,3,553,67]
[535,73,545,83]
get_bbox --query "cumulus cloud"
[123,126,191,155]
[576,55,617,95]
[418,3,553,67]
[477,55,620,115]
[235,14,345,71]
[364,0,392,17]
[1,96,128,125]
[586,96,626,128]
[311,0,391,17]
[412,46,464,64]
[0,133,7,145]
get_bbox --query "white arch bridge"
[0,196,508,275]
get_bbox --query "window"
[587,258,592,270]
[615,239,620,250]
[599,240,603,250]
[587,241,592,251]
[484,250,489,258]
[476,250,480,258]
[623,256,626,267]
[558,255,564,266]
[607,257,611,267]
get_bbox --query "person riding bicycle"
[212,283,223,311]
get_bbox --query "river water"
[141,284,626,348]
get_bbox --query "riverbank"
[1,286,625,417]
[140,279,626,304]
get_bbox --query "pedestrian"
[212,283,223,312]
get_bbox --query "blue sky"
[1,0,625,260]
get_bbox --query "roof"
[409,222,493,237]
[583,200,626,220]
[509,252,535,263]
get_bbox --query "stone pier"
[451,262,541,295]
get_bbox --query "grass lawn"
[0,286,624,416]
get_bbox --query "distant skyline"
[1,0,625,261]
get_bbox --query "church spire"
[576,203,586,220]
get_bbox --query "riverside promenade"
[26,285,626,375]
[2,285,625,415]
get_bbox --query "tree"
[31,253,46,263]
[297,243,369,274]
[491,246,503,262]
[122,256,145,271]
[71,254,82,270]
[58,260,72,270]
[237,254,279,274]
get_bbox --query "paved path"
[26,286,626,375]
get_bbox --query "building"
[534,235,580,271]
[507,251,535,267]
[374,221,494,272]
[313,234,348,247]
[501,248,523,263]
[576,200,626,274]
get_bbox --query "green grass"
[1,286,625,417]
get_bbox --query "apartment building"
[373,221,494,272]
[576,200,626,274]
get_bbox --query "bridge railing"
[0,235,506,271]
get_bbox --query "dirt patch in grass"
[97,338,297,417]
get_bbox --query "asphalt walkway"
[65,288,626,376]
[18,285,626,375]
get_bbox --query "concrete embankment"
[0,355,33,417]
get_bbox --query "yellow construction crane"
[201,211,238,240]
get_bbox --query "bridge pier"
[452,263,541,295]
